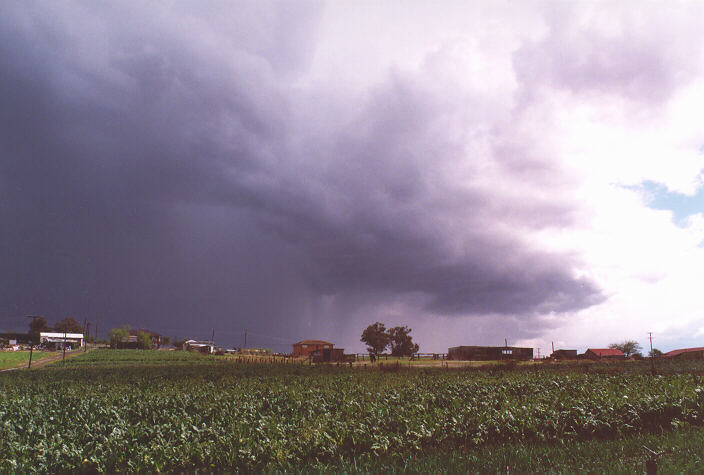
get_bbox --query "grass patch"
[0,351,57,370]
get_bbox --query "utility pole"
[84,318,88,352]
[536,348,541,359]
[86,322,91,351]
[62,331,67,363]
[211,328,215,344]
[244,329,247,349]
[552,341,555,354]
[648,332,656,376]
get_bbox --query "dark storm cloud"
[0,2,603,348]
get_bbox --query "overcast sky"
[2,1,704,354]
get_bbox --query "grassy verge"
[0,351,58,370]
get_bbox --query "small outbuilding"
[551,349,578,359]
[183,340,216,354]
[582,348,625,360]
[664,347,704,360]
[447,346,533,361]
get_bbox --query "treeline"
[27,316,86,340]
[108,325,170,349]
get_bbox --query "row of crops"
[1,352,704,471]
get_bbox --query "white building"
[39,332,84,349]
[183,339,215,354]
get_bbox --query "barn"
[664,347,704,360]
[447,346,533,361]
[292,340,333,357]
[551,349,578,359]
[582,348,625,360]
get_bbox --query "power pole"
[648,332,656,376]
[83,318,88,352]
[551,341,555,354]
[211,328,215,344]
[536,348,541,359]
[62,331,67,363]
[244,329,247,349]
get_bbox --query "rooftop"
[664,347,704,358]
[586,348,624,357]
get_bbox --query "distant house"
[664,347,704,360]
[447,346,533,361]
[128,329,164,348]
[39,332,84,350]
[583,348,625,360]
[183,340,215,354]
[292,340,333,357]
[551,349,578,359]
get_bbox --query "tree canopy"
[109,325,131,348]
[27,316,50,343]
[361,322,419,357]
[54,317,84,333]
[609,340,643,357]
[360,322,390,356]
[388,326,419,357]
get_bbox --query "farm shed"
[551,349,577,359]
[447,346,533,361]
[39,332,84,350]
[183,340,216,354]
[582,348,625,360]
[292,340,333,357]
[310,347,356,363]
[664,347,704,359]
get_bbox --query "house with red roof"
[292,340,334,357]
[583,348,625,360]
[664,347,704,360]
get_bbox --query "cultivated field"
[1,350,704,472]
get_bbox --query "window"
[301,344,308,348]
[502,349,513,355]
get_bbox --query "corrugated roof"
[664,347,704,358]
[39,332,84,339]
[586,348,624,357]
[294,340,332,345]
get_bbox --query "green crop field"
[1,350,704,472]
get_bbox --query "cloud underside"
[0,1,626,342]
